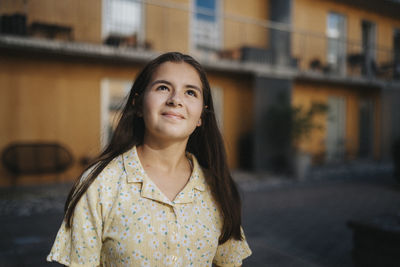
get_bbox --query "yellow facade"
[0,53,253,186]
[146,2,190,53]
[0,54,139,186]
[0,0,270,53]
[293,0,400,70]
[1,0,399,185]
[223,0,269,50]
[208,73,253,168]
[293,80,382,162]
[0,0,101,43]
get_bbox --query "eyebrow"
[150,80,202,93]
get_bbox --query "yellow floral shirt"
[47,146,251,267]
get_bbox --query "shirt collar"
[122,146,206,205]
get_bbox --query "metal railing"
[215,9,399,81]
[1,0,398,81]
[291,30,398,80]
[144,0,399,81]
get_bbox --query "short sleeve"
[213,227,252,267]
[47,178,103,266]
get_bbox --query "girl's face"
[141,62,204,144]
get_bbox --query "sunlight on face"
[141,62,204,144]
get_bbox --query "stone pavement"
[0,161,399,267]
[238,161,400,267]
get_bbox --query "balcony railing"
[215,11,399,81]
[291,30,399,81]
[1,0,399,81]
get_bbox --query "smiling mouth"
[161,112,185,119]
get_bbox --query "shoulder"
[80,154,125,187]
[75,152,128,209]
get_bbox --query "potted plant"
[291,102,328,179]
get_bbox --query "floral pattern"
[47,146,251,266]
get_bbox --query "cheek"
[142,93,160,114]
[189,101,204,121]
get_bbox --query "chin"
[161,132,191,141]
[145,124,197,142]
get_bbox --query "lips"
[161,111,185,119]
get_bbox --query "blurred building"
[1,0,400,185]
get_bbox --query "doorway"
[358,99,374,158]
[327,12,347,75]
[361,20,376,77]
[326,96,347,162]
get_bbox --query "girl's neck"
[137,141,189,174]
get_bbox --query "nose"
[166,91,183,107]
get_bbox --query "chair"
[2,142,74,185]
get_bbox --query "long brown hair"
[64,52,242,244]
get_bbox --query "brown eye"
[157,85,169,91]
[186,89,197,97]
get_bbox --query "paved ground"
[0,161,399,267]
[241,175,400,266]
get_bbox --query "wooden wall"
[0,54,139,186]
[0,0,101,43]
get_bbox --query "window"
[326,96,346,162]
[100,79,132,148]
[327,12,346,75]
[102,0,143,39]
[191,0,222,53]
[361,20,376,76]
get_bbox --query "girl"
[47,52,251,266]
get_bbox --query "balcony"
[212,12,400,84]
[0,2,399,84]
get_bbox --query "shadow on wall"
[238,132,253,171]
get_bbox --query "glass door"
[326,96,347,162]
[361,20,376,77]
[327,12,347,76]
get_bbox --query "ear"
[197,118,202,127]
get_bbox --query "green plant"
[291,102,328,147]
[264,93,328,174]
[265,95,328,149]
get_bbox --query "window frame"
[189,0,224,56]
[100,78,132,148]
[326,11,347,75]
[101,0,146,44]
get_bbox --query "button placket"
[170,206,180,242]
[168,205,180,265]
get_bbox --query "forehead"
[151,62,202,87]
